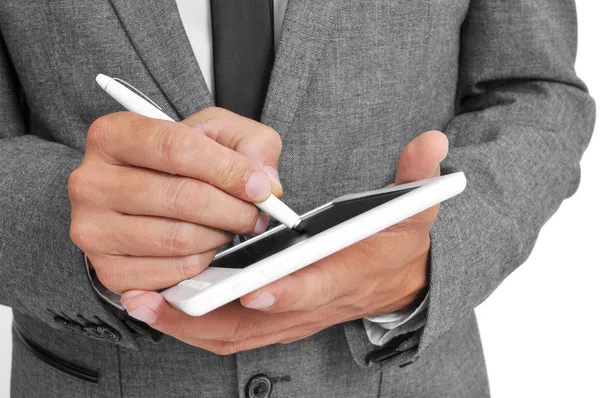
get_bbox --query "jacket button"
[96,325,121,342]
[245,374,272,398]
[82,324,120,342]
[83,325,104,339]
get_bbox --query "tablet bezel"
[161,173,466,316]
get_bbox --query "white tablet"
[161,172,466,316]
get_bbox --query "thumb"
[396,130,448,185]
[182,107,283,197]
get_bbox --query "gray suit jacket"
[0,0,595,397]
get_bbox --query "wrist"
[383,245,430,313]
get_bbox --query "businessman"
[0,0,595,397]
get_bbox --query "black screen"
[210,187,417,269]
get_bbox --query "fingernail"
[128,305,158,324]
[252,211,270,236]
[263,166,282,189]
[245,292,275,310]
[120,291,144,309]
[245,172,272,202]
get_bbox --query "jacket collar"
[109,0,338,129]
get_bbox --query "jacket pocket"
[12,323,99,384]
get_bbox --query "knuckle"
[162,221,194,255]
[67,168,91,203]
[69,221,85,247]
[93,261,122,294]
[175,254,208,281]
[165,178,196,218]
[214,157,249,192]
[234,204,260,234]
[228,316,261,342]
[69,220,95,252]
[159,128,193,173]
[87,116,112,149]
[87,113,136,151]
[195,185,212,215]
[259,126,282,150]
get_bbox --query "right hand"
[68,107,282,295]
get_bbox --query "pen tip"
[95,73,111,90]
[293,219,308,234]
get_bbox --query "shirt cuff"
[85,255,127,311]
[363,293,429,346]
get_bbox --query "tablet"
[161,172,466,316]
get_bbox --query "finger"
[182,107,283,195]
[87,165,266,236]
[248,320,332,346]
[121,291,312,342]
[119,287,329,354]
[88,112,275,202]
[202,302,356,353]
[73,211,231,256]
[395,130,448,184]
[186,318,328,355]
[89,251,215,294]
[279,331,320,345]
[395,131,447,224]
[189,327,302,355]
[241,293,373,346]
[240,257,348,313]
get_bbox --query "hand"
[119,131,448,355]
[68,107,282,294]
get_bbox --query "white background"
[0,1,598,396]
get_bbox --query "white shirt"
[174,0,427,346]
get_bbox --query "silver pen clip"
[113,77,164,112]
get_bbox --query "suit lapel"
[262,0,340,130]
[108,0,338,126]
[108,0,213,119]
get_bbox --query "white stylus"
[95,73,303,231]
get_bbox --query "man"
[0,0,594,397]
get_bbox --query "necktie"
[210,0,275,121]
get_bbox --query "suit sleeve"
[344,0,595,368]
[0,32,145,349]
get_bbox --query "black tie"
[210,0,275,121]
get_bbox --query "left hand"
[120,130,448,354]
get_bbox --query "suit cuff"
[85,256,164,343]
[363,293,428,345]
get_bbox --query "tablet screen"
[211,186,417,270]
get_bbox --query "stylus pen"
[95,73,303,231]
